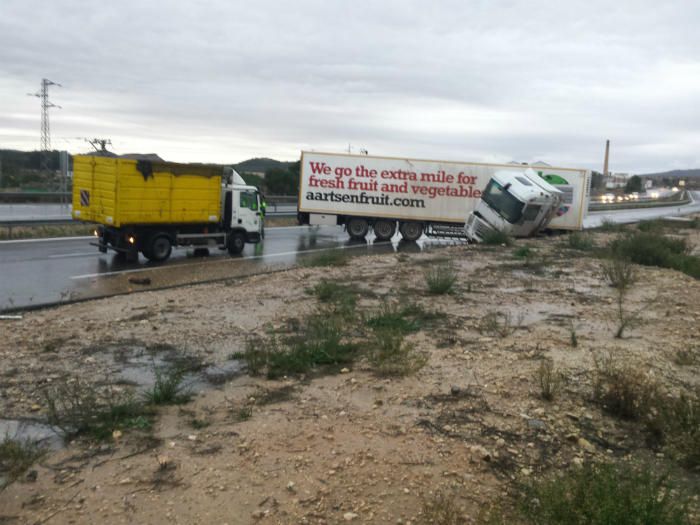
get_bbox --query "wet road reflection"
[1,226,463,310]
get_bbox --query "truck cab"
[222,184,264,254]
[465,168,562,242]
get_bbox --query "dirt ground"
[1,224,699,524]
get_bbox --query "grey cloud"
[1,0,699,172]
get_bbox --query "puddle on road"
[0,419,62,450]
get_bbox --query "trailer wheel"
[373,220,396,241]
[145,235,172,262]
[227,232,246,255]
[347,218,369,240]
[399,221,423,242]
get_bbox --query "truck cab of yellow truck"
[72,156,263,262]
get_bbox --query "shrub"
[609,232,699,279]
[513,246,535,258]
[366,301,420,334]
[653,389,700,469]
[420,490,463,524]
[592,355,659,421]
[368,328,427,377]
[144,366,191,405]
[0,436,46,488]
[537,359,562,401]
[309,280,357,311]
[424,263,458,295]
[567,232,595,251]
[45,379,153,441]
[674,349,697,366]
[520,462,690,525]
[569,321,578,348]
[599,218,624,232]
[637,219,665,232]
[600,254,640,338]
[478,311,521,338]
[601,255,637,289]
[481,229,513,246]
[235,309,358,379]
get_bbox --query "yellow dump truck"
[72,155,264,261]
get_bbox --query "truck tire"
[399,221,423,242]
[347,218,369,240]
[227,232,245,255]
[373,219,396,241]
[145,235,172,262]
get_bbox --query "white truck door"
[235,189,262,234]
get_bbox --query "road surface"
[1,192,698,311]
[0,226,456,311]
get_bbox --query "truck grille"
[426,224,467,239]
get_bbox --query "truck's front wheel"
[145,235,172,262]
[373,220,396,241]
[399,221,423,242]
[227,232,245,255]
[347,218,369,240]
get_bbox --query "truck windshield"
[481,179,524,224]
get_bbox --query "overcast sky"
[1,0,698,172]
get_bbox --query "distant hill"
[119,153,165,161]
[640,169,700,179]
[234,157,294,173]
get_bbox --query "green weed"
[609,232,699,279]
[235,309,358,379]
[0,435,46,488]
[424,263,458,294]
[520,462,690,524]
[368,328,427,377]
[45,379,154,441]
[592,354,659,421]
[478,311,521,338]
[652,390,700,469]
[567,232,595,251]
[513,245,535,258]
[301,249,348,267]
[537,359,563,401]
[144,366,191,405]
[419,490,464,524]
[481,229,513,246]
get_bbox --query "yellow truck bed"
[72,156,222,227]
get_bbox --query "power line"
[27,78,61,174]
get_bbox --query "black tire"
[347,217,369,240]
[399,221,423,242]
[373,219,396,241]
[145,235,172,262]
[227,232,246,255]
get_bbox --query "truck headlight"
[128,236,135,244]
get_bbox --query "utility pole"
[28,78,61,176]
[87,138,112,153]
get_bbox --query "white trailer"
[297,151,590,241]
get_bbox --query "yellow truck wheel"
[145,235,172,262]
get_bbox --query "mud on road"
[1,224,699,524]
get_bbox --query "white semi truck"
[297,151,590,242]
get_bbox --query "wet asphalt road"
[1,192,698,311]
[0,226,455,311]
